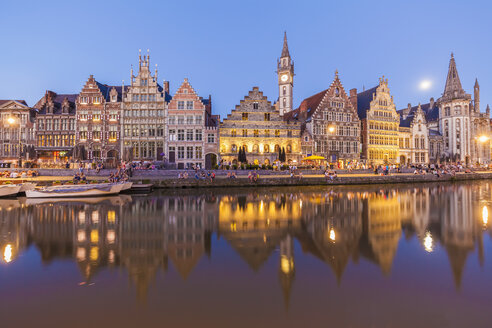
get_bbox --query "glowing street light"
[7,117,16,125]
[328,125,335,133]
[478,135,489,143]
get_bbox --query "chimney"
[349,88,357,111]
[430,97,435,108]
[163,80,170,94]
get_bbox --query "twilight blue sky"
[1,0,491,118]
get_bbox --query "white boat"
[0,184,22,197]
[121,182,133,191]
[25,183,125,198]
[19,183,36,193]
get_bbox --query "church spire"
[281,31,290,58]
[443,53,465,99]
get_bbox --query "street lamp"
[328,125,335,133]
[7,113,23,168]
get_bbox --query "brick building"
[75,75,125,164]
[32,91,77,165]
[286,71,361,167]
[166,78,219,169]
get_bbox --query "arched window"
[231,144,237,152]
[252,144,259,152]
[283,98,286,107]
[414,137,419,149]
[286,144,292,153]
[335,88,340,96]
[274,144,280,152]
[264,144,270,153]
[283,86,286,96]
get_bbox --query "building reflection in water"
[0,183,489,303]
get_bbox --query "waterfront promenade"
[1,169,492,189]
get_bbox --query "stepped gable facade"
[166,78,218,169]
[220,87,301,166]
[285,71,360,167]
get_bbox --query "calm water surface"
[1,182,492,327]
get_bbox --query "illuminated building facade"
[166,78,219,169]
[121,51,169,161]
[355,78,400,165]
[0,100,36,163]
[32,91,77,164]
[76,75,125,163]
[286,71,360,166]
[397,104,429,164]
[220,87,302,165]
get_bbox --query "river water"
[1,182,491,327]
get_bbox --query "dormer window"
[335,88,340,96]
[111,95,116,102]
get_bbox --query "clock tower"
[277,32,294,116]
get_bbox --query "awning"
[302,155,326,161]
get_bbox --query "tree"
[278,146,282,161]
[237,147,243,163]
[242,146,247,163]
[281,147,286,162]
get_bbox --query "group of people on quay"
[0,170,39,178]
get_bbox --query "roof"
[399,115,414,128]
[284,89,327,123]
[32,91,77,115]
[96,82,130,102]
[398,102,439,123]
[0,100,28,106]
[429,129,441,136]
[281,31,290,58]
[356,86,378,119]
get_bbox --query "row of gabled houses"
[219,34,491,167]
[0,51,220,169]
[0,34,491,168]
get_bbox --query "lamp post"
[7,113,23,168]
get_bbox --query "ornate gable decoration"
[0,100,30,111]
[78,75,105,100]
[370,77,397,112]
[168,78,205,110]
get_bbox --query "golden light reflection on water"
[3,244,12,263]
[482,206,488,226]
[0,183,491,303]
[424,231,433,252]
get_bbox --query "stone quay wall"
[134,172,492,189]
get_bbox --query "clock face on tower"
[281,74,289,82]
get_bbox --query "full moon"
[419,80,432,90]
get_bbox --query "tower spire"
[474,78,480,112]
[443,53,465,99]
[281,31,290,58]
